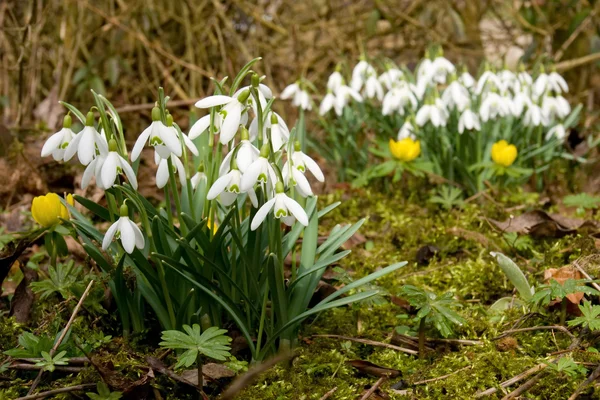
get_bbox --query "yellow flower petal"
[491,140,517,167]
[389,138,421,162]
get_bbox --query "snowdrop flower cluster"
[314,51,573,143]
[191,78,324,231]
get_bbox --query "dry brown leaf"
[179,363,236,386]
[544,266,584,304]
[489,210,600,238]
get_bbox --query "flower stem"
[418,318,426,359]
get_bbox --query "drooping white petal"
[302,154,325,182]
[292,168,313,197]
[207,174,232,200]
[189,115,211,140]
[131,222,145,249]
[219,102,242,144]
[119,155,138,190]
[251,198,276,230]
[101,152,120,189]
[283,196,309,226]
[241,158,266,191]
[119,218,136,254]
[102,220,120,250]
[195,95,234,108]
[131,125,153,162]
[156,158,170,188]
[41,130,65,158]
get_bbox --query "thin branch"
[568,363,600,400]
[16,384,96,400]
[359,377,386,400]
[27,280,94,395]
[413,365,472,385]
[318,387,338,400]
[313,335,418,355]
[494,325,575,340]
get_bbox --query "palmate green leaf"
[567,300,600,331]
[531,279,600,307]
[87,382,123,400]
[563,193,600,210]
[160,325,232,368]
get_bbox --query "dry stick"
[359,377,387,400]
[568,363,600,400]
[475,363,548,398]
[16,384,96,400]
[413,365,473,385]
[9,363,83,373]
[313,335,418,356]
[573,260,600,293]
[555,7,598,62]
[27,280,94,395]
[318,387,338,400]
[494,325,575,340]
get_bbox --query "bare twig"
[573,260,600,293]
[16,384,96,400]
[555,7,598,61]
[475,363,548,398]
[494,325,575,340]
[27,280,94,395]
[9,363,83,373]
[359,377,386,400]
[318,387,338,400]
[413,365,472,385]
[313,335,418,356]
[568,363,600,400]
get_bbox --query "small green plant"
[530,279,599,325]
[567,300,600,331]
[4,332,56,358]
[34,350,69,372]
[86,382,122,400]
[489,252,535,312]
[563,193,600,216]
[502,232,536,254]
[30,261,84,299]
[160,325,232,387]
[399,285,465,358]
[544,357,588,378]
[428,185,465,210]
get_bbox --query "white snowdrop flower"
[334,85,363,116]
[510,91,531,117]
[195,90,250,144]
[382,84,418,115]
[249,111,289,142]
[479,92,510,122]
[131,108,182,161]
[327,71,344,93]
[442,80,470,111]
[286,141,325,182]
[458,109,481,134]
[250,182,309,230]
[188,113,219,140]
[295,89,312,111]
[397,121,416,140]
[280,83,300,100]
[191,167,207,190]
[497,69,517,93]
[99,139,138,190]
[41,115,75,162]
[542,95,570,121]
[378,68,404,91]
[548,70,568,93]
[476,70,502,95]
[265,113,289,151]
[102,203,145,254]
[319,92,336,115]
[523,102,547,127]
[240,144,278,192]
[156,153,186,189]
[219,128,260,176]
[430,56,456,84]
[416,101,446,127]
[364,75,384,101]
[517,70,533,87]
[81,154,106,190]
[545,123,567,141]
[416,58,433,83]
[459,71,475,89]
[351,60,375,92]
[207,167,245,207]
[411,80,428,101]
[64,111,108,166]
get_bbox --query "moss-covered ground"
[2,182,600,399]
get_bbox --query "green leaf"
[160,324,232,367]
[490,252,534,301]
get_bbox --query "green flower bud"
[109,138,118,152]
[259,143,270,158]
[63,114,72,129]
[237,89,251,104]
[151,107,161,122]
[85,111,95,127]
[119,203,129,217]
[275,181,285,194]
[251,73,260,88]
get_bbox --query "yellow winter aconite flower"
[491,140,517,167]
[31,193,74,228]
[389,138,421,162]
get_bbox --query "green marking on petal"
[275,208,288,218]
